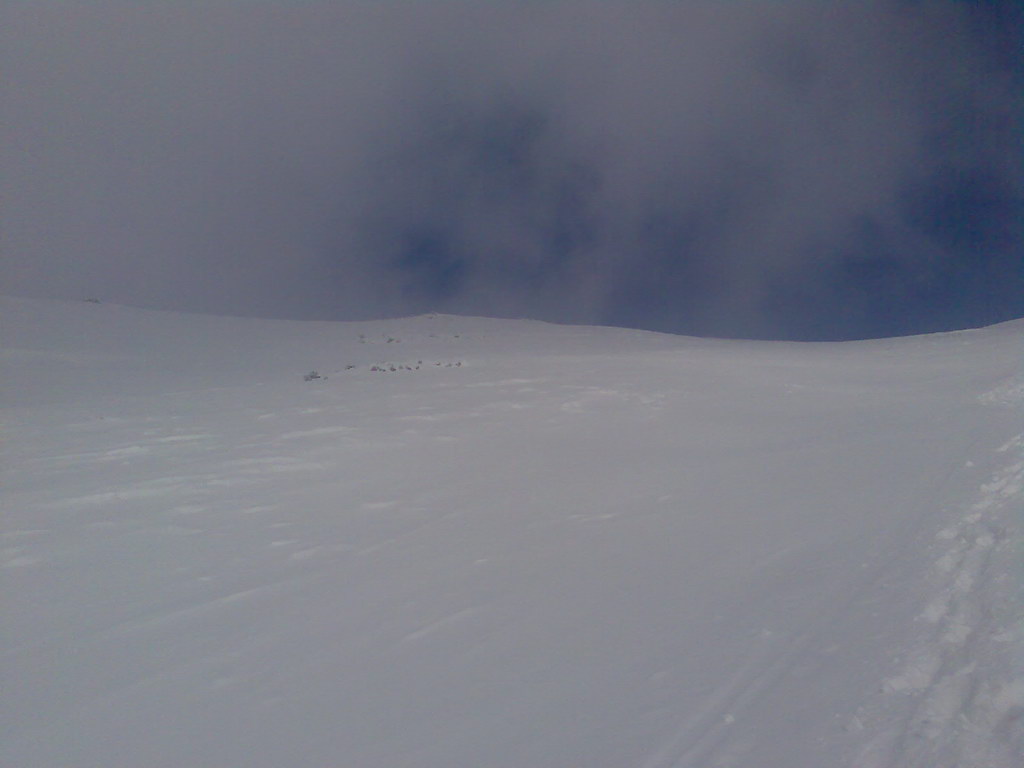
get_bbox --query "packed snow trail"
[2,297,1021,767]
[851,428,1024,768]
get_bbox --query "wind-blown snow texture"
[2,296,1022,767]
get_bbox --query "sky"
[2,0,1021,340]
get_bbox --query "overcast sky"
[3,1,1021,340]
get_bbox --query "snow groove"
[642,633,817,768]
[856,436,1024,768]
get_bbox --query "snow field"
[2,297,1022,767]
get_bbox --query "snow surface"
[2,296,1022,767]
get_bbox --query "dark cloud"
[3,1,1020,339]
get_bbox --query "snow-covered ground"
[2,296,1022,767]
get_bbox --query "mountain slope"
[3,297,1022,767]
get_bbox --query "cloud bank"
[3,1,1021,339]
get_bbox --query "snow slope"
[2,296,1022,767]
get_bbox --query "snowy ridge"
[2,297,1022,767]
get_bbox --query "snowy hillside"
[3,296,1022,767]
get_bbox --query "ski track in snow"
[852,426,1024,768]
